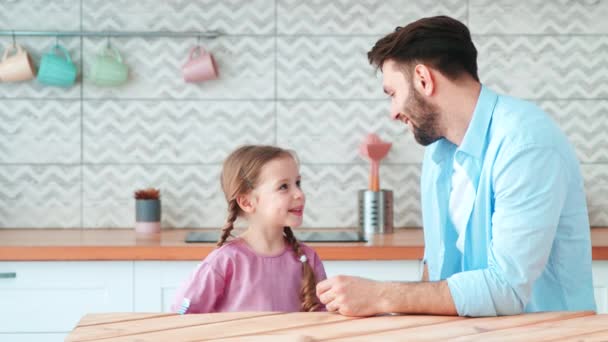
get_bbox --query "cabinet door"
[593,261,608,314]
[323,260,423,281]
[134,261,199,312]
[0,333,67,342]
[0,262,133,333]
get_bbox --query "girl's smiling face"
[247,155,305,230]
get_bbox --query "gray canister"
[135,199,161,222]
[358,189,394,235]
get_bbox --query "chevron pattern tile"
[4,1,608,230]
[0,37,81,99]
[83,0,274,34]
[0,100,80,163]
[0,0,79,31]
[475,36,608,100]
[539,100,608,164]
[277,0,467,35]
[300,164,421,228]
[470,0,608,34]
[82,37,274,99]
[83,100,275,163]
[0,166,81,228]
[277,37,385,99]
[582,165,608,227]
[277,101,424,164]
[83,165,225,228]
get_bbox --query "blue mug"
[37,44,77,87]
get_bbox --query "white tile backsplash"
[1,0,607,228]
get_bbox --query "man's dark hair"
[368,15,479,81]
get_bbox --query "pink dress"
[171,238,327,313]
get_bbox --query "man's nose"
[390,110,401,120]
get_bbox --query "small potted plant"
[134,188,161,234]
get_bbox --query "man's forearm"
[376,280,458,316]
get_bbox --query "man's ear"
[236,193,256,214]
[413,64,435,96]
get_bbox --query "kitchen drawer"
[0,261,133,333]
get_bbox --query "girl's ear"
[236,193,256,214]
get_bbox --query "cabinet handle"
[0,272,16,279]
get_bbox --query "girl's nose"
[293,187,304,199]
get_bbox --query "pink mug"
[0,44,36,82]
[182,47,218,83]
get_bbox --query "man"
[316,15,596,317]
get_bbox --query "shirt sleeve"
[447,145,569,316]
[311,249,328,311]
[171,260,225,314]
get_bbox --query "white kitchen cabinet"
[322,260,423,281]
[1,259,606,342]
[593,261,608,314]
[0,262,133,342]
[134,261,200,312]
[133,260,423,312]
[2,333,67,342]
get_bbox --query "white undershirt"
[448,159,476,253]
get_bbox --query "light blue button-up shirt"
[421,85,596,316]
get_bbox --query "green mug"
[89,46,128,86]
[37,44,77,87]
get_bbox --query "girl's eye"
[296,180,301,188]
[279,184,288,190]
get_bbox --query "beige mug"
[0,44,36,82]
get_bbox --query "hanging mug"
[37,44,77,87]
[182,46,218,83]
[89,46,128,86]
[0,44,36,82]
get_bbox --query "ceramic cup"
[37,44,77,87]
[0,44,36,82]
[89,46,128,86]
[182,46,218,83]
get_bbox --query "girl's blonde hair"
[217,145,320,312]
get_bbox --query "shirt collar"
[458,85,498,160]
[431,85,498,164]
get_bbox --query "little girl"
[172,145,327,313]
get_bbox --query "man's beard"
[405,90,442,146]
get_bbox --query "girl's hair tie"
[299,255,308,263]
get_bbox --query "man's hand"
[317,275,458,317]
[316,275,386,317]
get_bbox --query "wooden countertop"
[66,311,607,341]
[1,228,608,261]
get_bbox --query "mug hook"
[56,35,59,47]
[12,30,16,47]
[106,35,111,49]
[197,34,201,47]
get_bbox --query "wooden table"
[66,311,608,341]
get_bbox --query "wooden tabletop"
[65,311,608,341]
[1,227,608,261]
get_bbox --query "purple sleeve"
[312,251,327,283]
[171,261,225,314]
[311,249,328,311]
